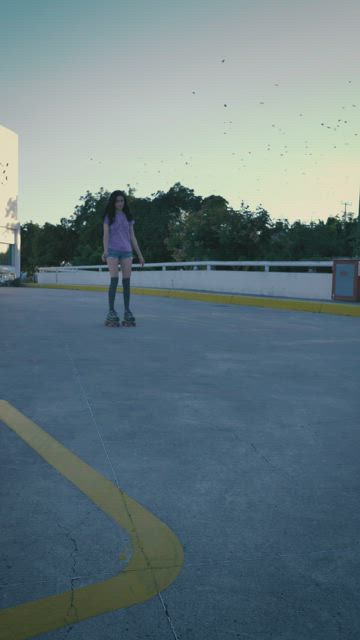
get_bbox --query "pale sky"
[1,0,359,227]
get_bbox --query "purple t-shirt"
[104,211,135,251]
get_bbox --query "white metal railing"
[37,260,334,273]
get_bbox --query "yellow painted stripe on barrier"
[0,400,184,640]
[23,283,360,317]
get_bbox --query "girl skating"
[102,190,145,327]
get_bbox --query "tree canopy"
[20,183,360,274]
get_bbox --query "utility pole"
[356,186,360,257]
[341,200,352,221]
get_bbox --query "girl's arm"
[103,223,109,257]
[130,226,143,260]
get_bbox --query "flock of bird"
[85,58,357,193]
[1,60,356,197]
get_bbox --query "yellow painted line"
[24,282,360,317]
[0,400,184,640]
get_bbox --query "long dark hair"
[103,190,134,226]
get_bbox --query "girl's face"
[115,196,124,210]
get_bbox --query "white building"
[0,125,20,282]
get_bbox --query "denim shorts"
[107,248,133,259]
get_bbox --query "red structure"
[332,259,360,302]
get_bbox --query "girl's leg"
[106,257,119,311]
[119,257,132,311]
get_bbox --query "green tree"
[20,222,42,274]
[20,182,355,267]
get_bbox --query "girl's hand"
[102,253,107,263]
[139,255,145,267]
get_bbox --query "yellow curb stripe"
[23,283,360,317]
[0,400,184,640]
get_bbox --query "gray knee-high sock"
[108,276,119,311]
[122,277,130,311]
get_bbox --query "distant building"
[0,125,20,283]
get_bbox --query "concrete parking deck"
[1,286,360,640]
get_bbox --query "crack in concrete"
[63,342,182,639]
[65,534,80,636]
[249,441,294,481]
[158,592,180,640]
[107,485,181,639]
[56,521,80,637]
